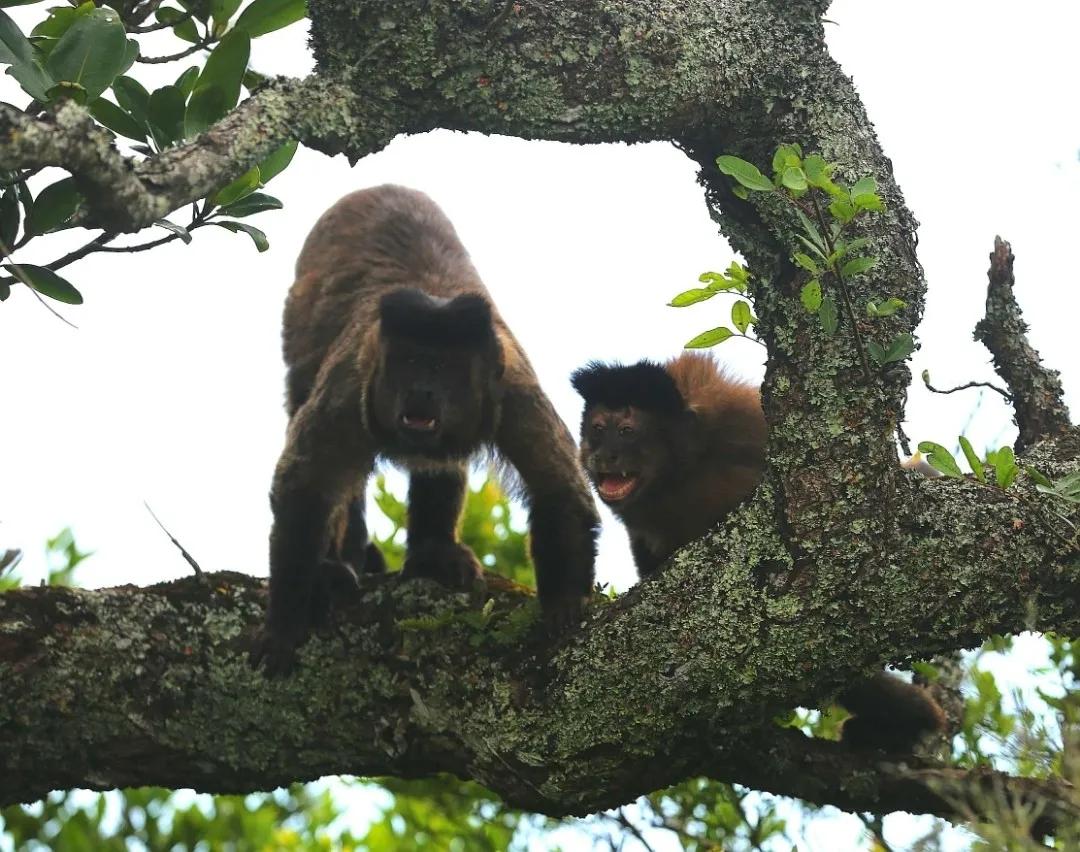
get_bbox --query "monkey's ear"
[571,360,685,414]
[379,288,495,349]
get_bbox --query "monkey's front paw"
[541,593,590,636]
[401,540,484,589]
[249,624,305,677]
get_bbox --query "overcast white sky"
[1,1,1078,848]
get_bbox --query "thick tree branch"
[3,0,1079,836]
[975,237,1073,452]
[0,77,372,233]
[3,431,1079,828]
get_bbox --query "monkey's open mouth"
[596,473,639,502]
[400,414,439,432]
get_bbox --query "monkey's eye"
[618,425,635,437]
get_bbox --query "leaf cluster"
[0,0,307,304]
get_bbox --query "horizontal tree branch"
[0,76,374,234]
[975,237,1072,453]
[3,431,1079,826]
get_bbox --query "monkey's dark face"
[369,289,503,459]
[579,405,683,510]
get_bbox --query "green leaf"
[715,155,775,192]
[781,166,808,192]
[867,340,886,365]
[866,297,905,317]
[794,208,827,253]
[212,219,268,251]
[797,234,828,263]
[819,295,838,335]
[219,191,282,218]
[959,436,986,483]
[232,0,306,38]
[45,7,129,102]
[31,3,91,40]
[154,218,192,243]
[0,9,55,100]
[0,188,19,248]
[174,64,200,97]
[841,256,876,278]
[147,84,186,148]
[155,6,199,42]
[668,287,716,307]
[917,441,964,478]
[731,184,749,201]
[991,446,1018,490]
[800,279,822,313]
[177,0,210,22]
[726,261,749,285]
[1024,466,1053,489]
[0,7,37,63]
[1054,471,1080,500]
[3,262,82,303]
[193,28,249,117]
[730,299,752,334]
[851,177,876,198]
[184,82,226,137]
[685,326,734,348]
[89,96,146,141]
[209,165,260,207]
[25,177,81,236]
[793,252,819,275]
[854,192,885,212]
[211,0,244,23]
[699,271,744,292]
[881,332,915,364]
[772,144,801,174]
[113,75,150,123]
[803,154,832,188]
[119,37,139,75]
[828,198,857,224]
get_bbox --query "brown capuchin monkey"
[572,352,946,753]
[251,185,599,674]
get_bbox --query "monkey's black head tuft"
[571,360,686,414]
[379,288,494,348]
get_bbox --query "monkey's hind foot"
[401,540,484,590]
[540,592,589,637]
[250,622,306,677]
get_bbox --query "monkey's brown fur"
[253,185,598,674]
[573,351,946,753]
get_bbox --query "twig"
[612,807,657,852]
[922,371,1011,402]
[39,232,118,272]
[857,812,895,852]
[137,39,213,65]
[126,0,165,28]
[96,232,186,253]
[810,193,873,381]
[143,501,205,581]
[129,7,193,33]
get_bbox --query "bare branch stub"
[974,237,1072,452]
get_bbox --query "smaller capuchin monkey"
[572,352,946,753]
[251,185,599,674]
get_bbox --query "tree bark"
[2,0,1079,833]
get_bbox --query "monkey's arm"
[254,353,373,675]
[629,536,663,576]
[496,385,600,626]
